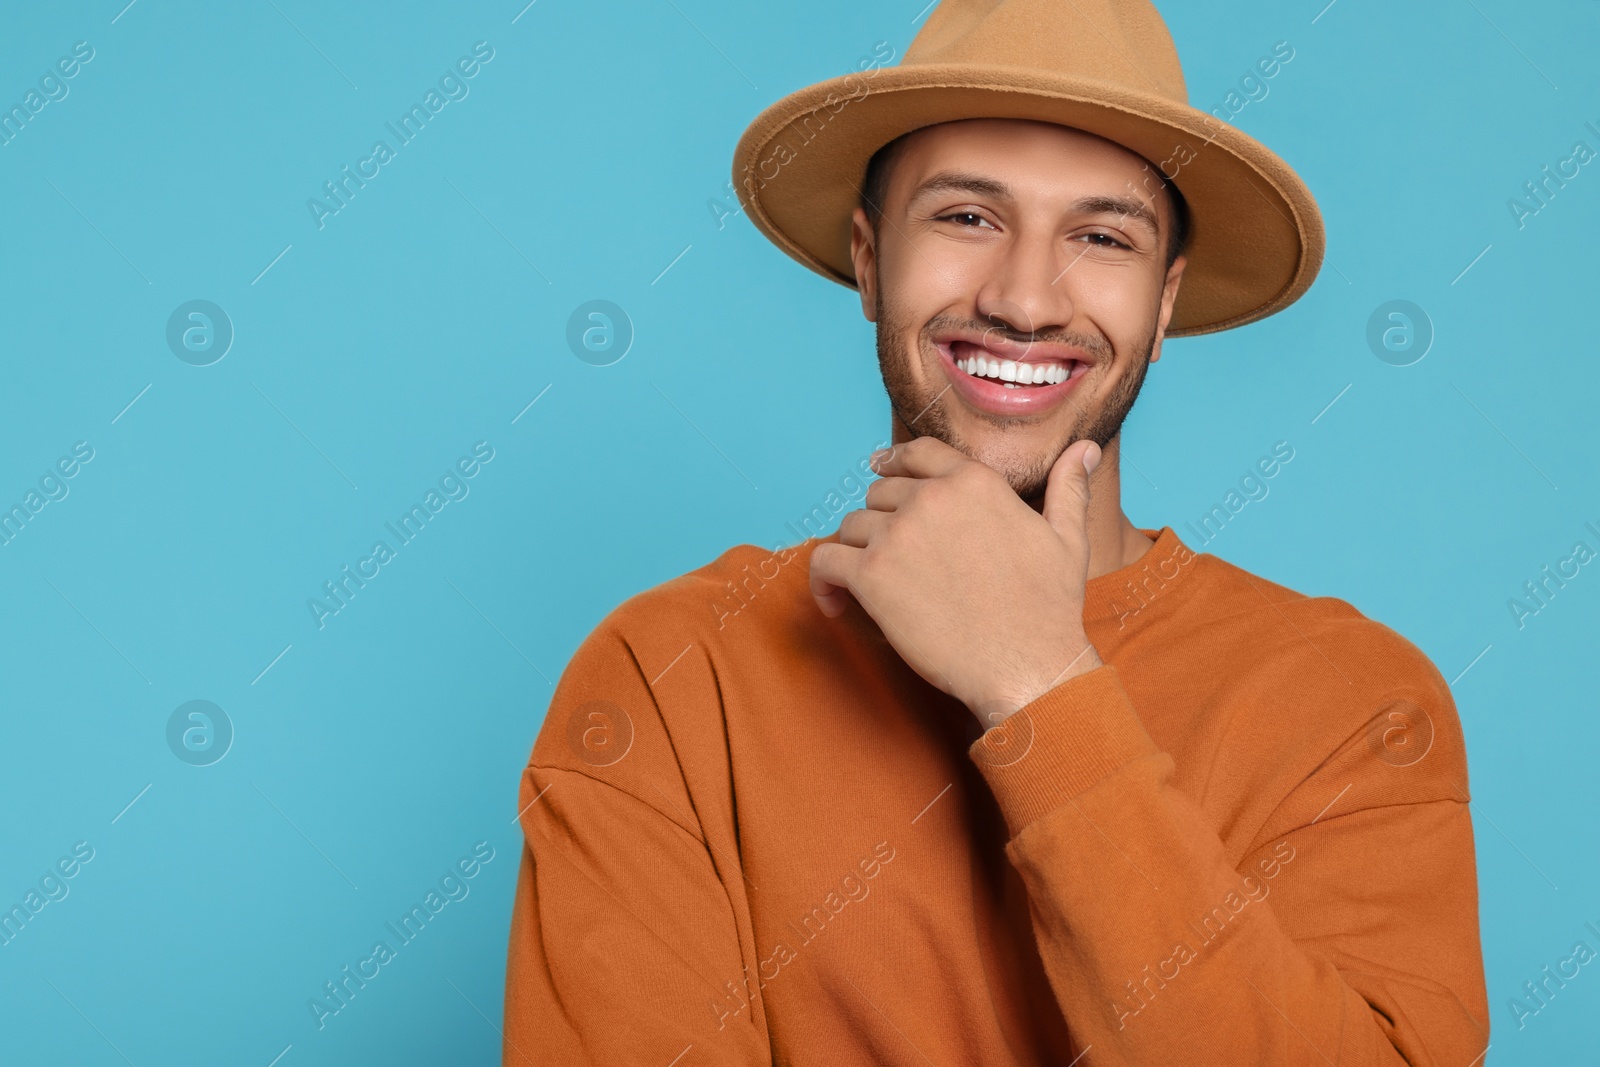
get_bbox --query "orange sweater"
[503,526,1489,1065]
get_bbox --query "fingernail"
[1082,443,1101,475]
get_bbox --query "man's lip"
[931,330,1097,368]
[934,340,1089,417]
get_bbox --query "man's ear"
[1148,253,1186,365]
[849,206,878,323]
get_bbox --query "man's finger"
[1042,439,1100,542]
[863,475,917,513]
[809,541,862,618]
[838,508,891,548]
[867,436,965,479]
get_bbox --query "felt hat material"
[732,0,1324,337]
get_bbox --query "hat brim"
[732,64,1324,338]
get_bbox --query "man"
[503,0,1490,1063]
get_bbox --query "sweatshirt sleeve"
[502,624,773,1066]
[966,663,1490,1066]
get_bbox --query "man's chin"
[951,436,1058,501]
[1006,467,1055,504]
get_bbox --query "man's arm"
[503,625,773,1066]
[967,662,1490,1065]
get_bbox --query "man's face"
[850,119,1187,502]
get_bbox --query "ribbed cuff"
[967,664,1158,837]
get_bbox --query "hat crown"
[730,0,1324,336]
[904,0,1188,105]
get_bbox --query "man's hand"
[810,436,1105,727]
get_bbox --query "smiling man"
[503,1,1489,1064]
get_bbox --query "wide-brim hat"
[731,0,1324,337]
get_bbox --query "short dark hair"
[858,131,1192,271]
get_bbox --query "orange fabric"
[503,526,1489,1065]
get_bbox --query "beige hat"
[731,0,1324,337]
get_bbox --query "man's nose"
[974,233,1076,343]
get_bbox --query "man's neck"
[1067,433,1159,580]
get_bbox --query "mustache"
[921,314,1113,360]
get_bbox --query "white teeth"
[955,353,1073,386]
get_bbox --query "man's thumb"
[1042,439,1100,538]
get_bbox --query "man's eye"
[1079,232,1130,249]
[939,212,995,229]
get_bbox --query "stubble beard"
[873,277,1157,502]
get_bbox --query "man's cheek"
[891,239,982,304]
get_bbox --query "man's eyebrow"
[905,176,1161,234]
[1074,194,1160,232]
[905,172,1012,204]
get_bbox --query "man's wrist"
[970,639,1104,729]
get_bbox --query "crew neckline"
[808,523,1198,627]
[1081,526,1198,624]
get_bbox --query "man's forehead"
[889,119,1169,221]
[896,118,1154,176]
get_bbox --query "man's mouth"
[932,336,1093,416]
[951,343,1078,388]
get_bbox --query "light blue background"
[1,0,1595,1062]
